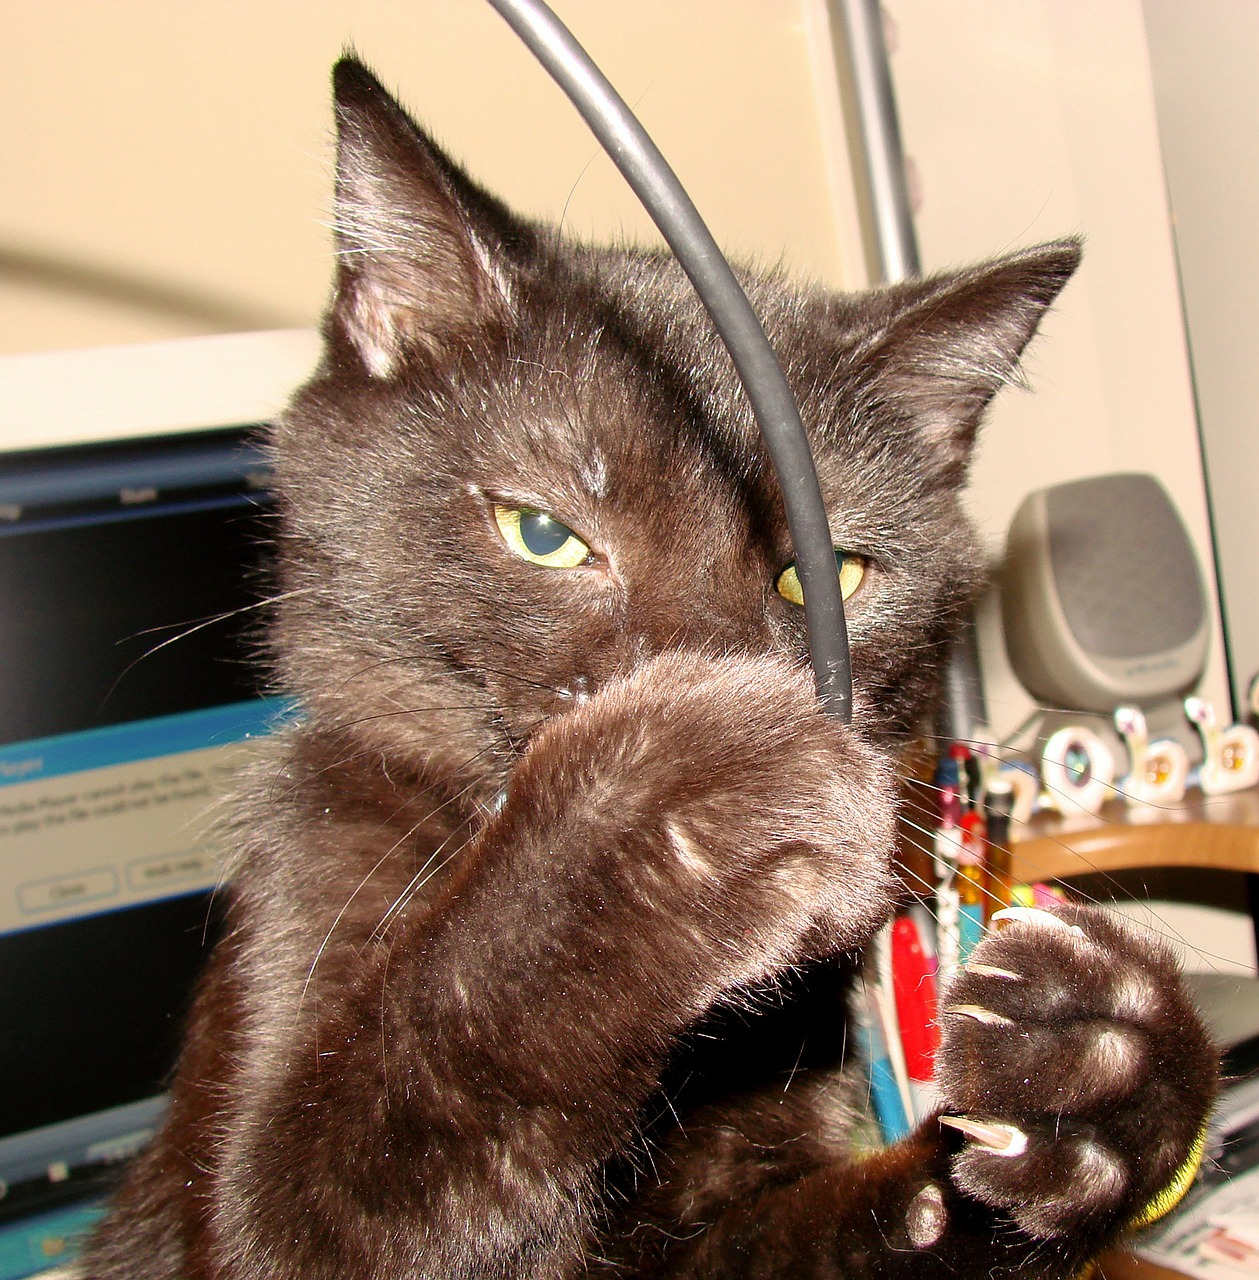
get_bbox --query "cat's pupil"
[519,510,573,557]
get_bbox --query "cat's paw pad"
[933,903,1216,1240]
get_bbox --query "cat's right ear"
[329,57,511,378]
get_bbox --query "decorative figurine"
[1185,696,1259,795]
[1114,705,1190,806]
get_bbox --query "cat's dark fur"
[82,58,1217,1279]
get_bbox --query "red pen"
[891,913,939,1120]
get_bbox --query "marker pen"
[982,774,1014,919]
[891,913,939,1120]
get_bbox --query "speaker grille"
[1046,473,1205,659]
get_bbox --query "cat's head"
[270,56,1079,805]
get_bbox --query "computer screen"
[0,427,284,1278]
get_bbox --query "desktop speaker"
[1001,472,1209,712]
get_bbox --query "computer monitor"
[0,333,316,1279]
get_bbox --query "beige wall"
[0,1,865,355]
[887,0,1231,737]
[1143,0,1259,720]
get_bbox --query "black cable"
[486,0,854,724]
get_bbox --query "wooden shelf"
[1008,787,1259,884]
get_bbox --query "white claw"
[938,1115,1029,1157]
[990,906,1085,938]
[944,1004,1015,1027]
[961,962,1022,981]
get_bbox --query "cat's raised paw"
[506,651,902,1002]
[933,902,1217,1240]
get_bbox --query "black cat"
[81,57,1216,1279]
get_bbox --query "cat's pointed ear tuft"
[329,56,510,377]
[857,239,1082,479]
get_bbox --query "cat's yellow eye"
[775,550,866,607]
[493,504,592,569]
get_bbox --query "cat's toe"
[945,1115,1129,1238]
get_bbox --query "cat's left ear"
[852,240,1082,478]
[329,56,520,377]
